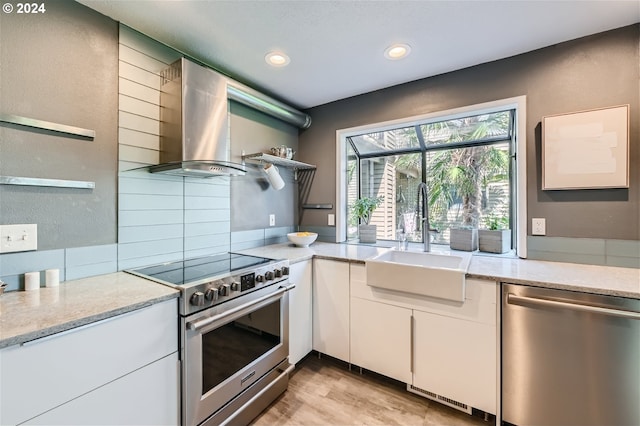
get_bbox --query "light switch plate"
[0,224,38,253]
[328,214,335,226]
[269,214,275,227]
[532,218,546,236]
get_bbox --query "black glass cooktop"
[128,253,275,287]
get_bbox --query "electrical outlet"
[0,224,38,253]
[532,218,546,236]
[269,214,275,227]
[328,214,335,226]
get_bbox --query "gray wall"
[230,102,299,230]
[298,25,640,241]
[0,2,301,289]
[0,0,118,250]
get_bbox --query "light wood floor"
[252,354,492,426]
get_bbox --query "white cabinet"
[288,259,313,365]
[349,268,498,415]
[413,309,496,414]
[24,352,179,425]
[312,258,350,362]
[350,297,412,383]
[0,299,179,426]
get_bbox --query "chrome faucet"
[416,182,431,252]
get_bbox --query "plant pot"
[449,228,478,251]
[479,229,511,254]
[359,224,377,244]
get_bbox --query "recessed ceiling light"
[384,43,411,60]
[265,51,290,67]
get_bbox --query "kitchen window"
[337,97,528,256]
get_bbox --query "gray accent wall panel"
[229,103,299,231]
[0,1,118,249]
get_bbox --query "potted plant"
[352,196,383,243]
[478,216,511,253]
[449,225,478,251]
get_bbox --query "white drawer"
[0,299,177,425]
[24,353,179,426]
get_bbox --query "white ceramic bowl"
[287,232,318,247]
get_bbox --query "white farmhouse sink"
[365,249,472,302]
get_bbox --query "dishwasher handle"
[507,293,640,320]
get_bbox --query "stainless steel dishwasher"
[502,283,640,426]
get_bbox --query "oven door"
[182,282,292,426]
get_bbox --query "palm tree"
[424,113,510,228]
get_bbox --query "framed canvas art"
[542,104,629,190]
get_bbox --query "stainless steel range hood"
[150,57,311,178]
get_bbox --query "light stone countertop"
[239,242,640,299]
[2,242,637,349]
[0,272,179,349]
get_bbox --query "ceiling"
[78,1,640,110]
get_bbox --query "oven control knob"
[205,287,219,301]
[231,281,240,292]
[274,269,283,278]
[220,283,230,296]
[281,266,290,276]
[265,271,274,281]
[190,291,205,306]
[255,275,264,282]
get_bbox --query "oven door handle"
[187,284,296,332]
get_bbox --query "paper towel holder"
[263,163,285,190]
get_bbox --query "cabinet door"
[350,297,412,383]
[288,259,313,365]
[0,299,177,425]
[312,258,350,362]
[25,352,179,426]
[413,310,496,414]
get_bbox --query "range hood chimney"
[150,58,311,178]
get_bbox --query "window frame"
[335,96,528,258]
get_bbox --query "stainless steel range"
[128,253,294,426]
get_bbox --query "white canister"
[46,269,60,287]
[24,271,40,291]
[264,163,285,191]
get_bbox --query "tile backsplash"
[0,226,296,292]
[527,236,640,268]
